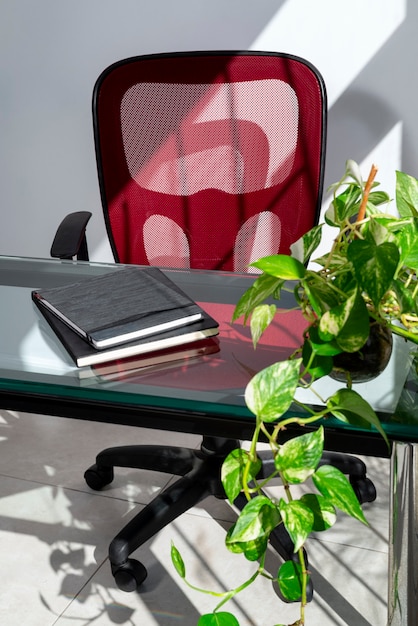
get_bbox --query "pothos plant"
[170,160,418,626]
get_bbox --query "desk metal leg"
[388,441,418,625]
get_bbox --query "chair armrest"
[50,211,92,261]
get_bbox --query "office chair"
[51,51,375,594]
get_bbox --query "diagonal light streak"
[250,0,406,107]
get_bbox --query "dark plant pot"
[330,321,393,383]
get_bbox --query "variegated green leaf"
[307,325,342,356]
[394,219,418,270]
[250,254,306,279]
[290,224,323,264]
[391,280,416,314]
[367,190,390,208]
[198,612,240,626]
[245,358,302,422]
[250,304,276,347]
[325,184,362,225]
[302,274,342,316]
[312,465,368,525]
[319,289,370,352]
[227,495,280,543]
[346,158,364,186]
[333,293,370,353]
[366,216,393,249]
[171,542,186,579]
[302,338,334,379]
[396,170,418,218]
[300,494,337,531]
[279,499,314,552]
[275,427,324,483]
[277,560,306,602]
[221,449,262,504]
[232,272,283,324]
[347,239,399,307]
[225,527,268,561]
[326,388,389,447]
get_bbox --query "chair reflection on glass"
[51,51,374,594]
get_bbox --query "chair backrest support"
[93,50,327,271]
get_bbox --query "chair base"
[84,436,375,596]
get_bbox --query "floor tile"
[54,510,387,626]
[0,410,390,625]
[0,475,142,625]
[0,410,201,504]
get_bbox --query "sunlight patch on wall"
[310,121,403,266]
[250,0,406,107]
[358,120,403,203]
[92,236,114,262]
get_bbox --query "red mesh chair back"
[93,51,327,271]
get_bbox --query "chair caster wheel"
[350,477,376,504]
[84,464,114,490]
[113,558,147,592]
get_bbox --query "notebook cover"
[34,297,219,367]
[31,266,204,349]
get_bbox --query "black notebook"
[32,266,203,349]
[35,299,219,367]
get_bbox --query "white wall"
[0,0,416,261]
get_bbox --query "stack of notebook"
[31,266,219,372]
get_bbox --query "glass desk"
[0,255,415,623]
[0,255,304,443]
[1,255,416,452]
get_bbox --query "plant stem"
[357,164,378,222]
[241,423,263,501]
[321,220,357,272]
[298,547,308,625]
[272,412,327,438]
[412,279,418,300]
[213,566,262,612]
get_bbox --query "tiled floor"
[0,409,389,625]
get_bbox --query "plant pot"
[330,321,393,383]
